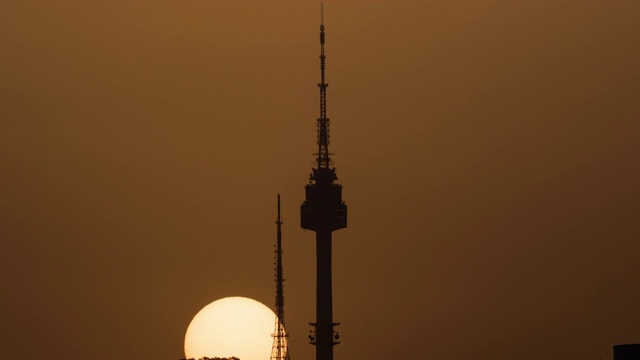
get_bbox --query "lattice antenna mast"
[270,194,290,360]
[316,2,331,170]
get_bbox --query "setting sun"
[184,297,277,360]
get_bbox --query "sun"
[184,297,277,360]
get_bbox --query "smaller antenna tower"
[270,194,291,360]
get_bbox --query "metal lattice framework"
[316,3,331,170]
[270,194,290,360]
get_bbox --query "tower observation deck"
[300,5,347,360]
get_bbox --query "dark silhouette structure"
[614,344,640,360]
[300,5,347,360]
[270,194,291,360]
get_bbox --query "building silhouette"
[614,344,640,360]
[300,5,347,360]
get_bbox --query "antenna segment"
[317,1,330,170]
[270,194,290,360]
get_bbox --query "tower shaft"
[301,6,347,360]
[313,230,335,360]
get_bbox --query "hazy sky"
[1,1,639,359]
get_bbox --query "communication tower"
[300,5,347,360]
[270,194,291,360]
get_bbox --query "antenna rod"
[277,194,282,225]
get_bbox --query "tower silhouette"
[300,5,347,360]
[270,194,290,360]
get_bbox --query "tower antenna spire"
[316,1,330,170]
[270,194,290,360]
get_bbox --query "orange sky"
[1,1,639,359]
